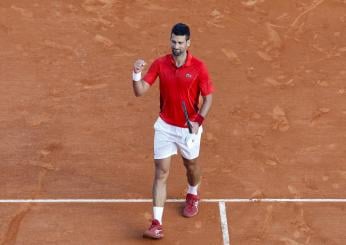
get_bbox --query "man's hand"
[133,59,146,73]
[190,121,199,134]
[132,59,150,96]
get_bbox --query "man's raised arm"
[132,59,150,97]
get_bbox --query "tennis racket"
[182,101,192,134]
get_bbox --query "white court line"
[0,198,346,203]
[219,202,230,245]
[1,198,345,245]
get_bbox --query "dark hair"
[171,23,190,40]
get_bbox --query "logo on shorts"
[185,73,192,79]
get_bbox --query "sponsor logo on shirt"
[185,73,192,79]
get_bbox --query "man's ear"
[187,39,191,47]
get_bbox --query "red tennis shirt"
[143,52,214,128]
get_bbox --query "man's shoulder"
[190,54,206,68]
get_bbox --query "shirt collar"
[169,51,192,67]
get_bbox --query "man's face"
[170,33,190,57]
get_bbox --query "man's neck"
[173,52,187,68]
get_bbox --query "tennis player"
[131,23,214,239]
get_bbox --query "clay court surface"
[1,0,346,244]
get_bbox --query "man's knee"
[154,159,171,181]
[183,158,199,171]
[155,167,170,180]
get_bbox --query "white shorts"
[153,117,203,160]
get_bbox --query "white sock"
[153,206,164,224]
[188,184,199,195]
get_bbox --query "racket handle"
[182,101,193,134]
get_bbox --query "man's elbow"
[204,94,213,104]
[134,90,143,97]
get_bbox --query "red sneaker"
[143,219,164,239]
[183,193,200,218]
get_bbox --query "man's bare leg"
[182,157,201,218]
[152,157,172,220]
[182,157,200,187]
[143,157,171,239]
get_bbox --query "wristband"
[132,71,141,82]
[192,114,204,126]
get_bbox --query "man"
[131,23,214,239]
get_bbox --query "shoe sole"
[143,232,164,239]
[183,211,199,218]
[183,205,199,218]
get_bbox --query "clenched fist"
[133,59,146,74]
